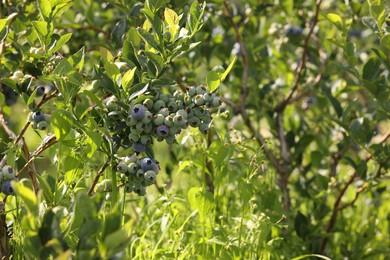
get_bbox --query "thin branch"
[320,129,390,253]
[87,160,111,196]
[274,0,323,113]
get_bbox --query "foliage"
[0,0,390,259]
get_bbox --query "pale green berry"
[144,170,156,185]
[143,99,154,110]
[2,166,15,180]
[212,96,221,107]
[194,95,205,106]
[199,123,209,134]
[141,111,152,124]
[153,100,166,111]
[140,135,152,145]
[37,121,49,131]
[124,154,138,164]
[177,109,188,119]
[165,136,176,144]
[164,115,174,127]
[159,94,169,103]
[187,86,196,97]
[117,161,128,173]
[129,133,140,142]
[128,163,138,174]
[188,117,201,127]
[196,86,206,95]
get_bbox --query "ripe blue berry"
[35,85,46,96]
[132,142,145,153]
[1,181,15,196]
[131,104,146,120]
[32,111,45,123]
[140,157,154,171]
[156,125,169,137]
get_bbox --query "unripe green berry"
[136,169,145,178]
[212,96,221,107]
[37,121,49,131]
[203,92,213,102]
[199,123,209,134]
[194,107,206,117]
[117,161,129,173]
[164,115,174,127]
[2,166,15,180]
[196,86,206,94]
[124,154,138,164]
[144,170,156,185]
[153,100,166,111]
[128,163,138,174]
[140,135,152,145]
[165,136,176,144]
[194,95,205,106]
[173,90,184,101]
[143,99,154,110]
[13,70,24,79]
[142,111,152,124]
[158,108,169,117]
[187,86,196,97]
[128,133,140,143]
[133,185,146,196]
[125,183,133,193]
[188,117,201,127]
[167,101,178,112]
[176,109,188,119]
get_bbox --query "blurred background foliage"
[0,0,390,259]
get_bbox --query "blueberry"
[140,157,154,171]
[194,95,205,106]
[128,133,140,143]
[153,100,166,111]
[2,165,15,180]
[199,123,209,134]
[188,117,200,127]
[140,135,152,145]
[156,125,169,137]
[117,161,128,173]
[132,142,145,153]
[128,162,138,174]
[133,185,146,196]
[1,181,15,196]
[32,111,45,123]
[35,85,46,96]
[131,104,146,120]
[187,86,196,97]
[144,170,156,185]
[37,121,49,130]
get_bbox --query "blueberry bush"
[0,0,390,259]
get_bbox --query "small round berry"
[144,170,156,185]
[212,96,221,107]
[187,86,196,97]
[163,115,174,127]
[153,100,166,111]
[32,111,45,123]
[34,47,45,55]
[199,123,209,134]
[173,115,184,126]
[188,117,201,127]
[141,111,152,124]
[194,95,205,106]
[194,107,206,117]
[2,165,15,180]
[156,125,169,137]
[203,92,213,102]
[153,114,165,126]
[35,85,46,96]
[136,169,145,178]
[124,154,138,164]
[44,114,51,123]
[125,183,133,193]
[132,142,145,153]
[196,86,207,95]
[173,90,184,101]
[117,161,129,173]
[1,181,15,196]
[140,157,154,171]
[37,121,49,131]
[13,70,24,79]
[176,109,188,119]
[143,99,154,110]
[128,133,140,143]
[131,104,146,120]
[165,136,176,144]
[140,135,152,145]
[167,101,178,112]
[133,185,146,196]
[159,93,169,103]
[128,162,138,174]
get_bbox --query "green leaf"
[103,61,121,82]
[100,47,114,62]
[128,82,149,101]
[221,56,237,82]
[362,16,377,32]
[0,92,4,107]
[68,46,85,71]
[38,0,52,21]
[48,33,72,54]
[122,67,137,91]
[292,254,332,260]
[145,0,169,12]
[370,3,386,28]
[112,19,127,48]
[0,19,6,32]
[188,187,214,222]
[86,131,102,158]
[137,28,163,53]
[13,181,38,215]
[326,13,343,30]
[322,86,342,118]
[380,34,390,50]
[144,51,164,76]
[187,0,205,37]
[362,57,381,81]
[51,109,73,141]
[206,71,220,92]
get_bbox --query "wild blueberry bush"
[0,0,390,259]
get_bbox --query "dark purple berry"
[35,85,46,96]
[140,157,154,171]
[132,142,145,153]
[156,125,169,137]
[1,181,15,196]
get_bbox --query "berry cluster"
[29,111,51,131]
[97,85,221,196]
[0,165,17,196]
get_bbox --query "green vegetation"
[0,0,390,259]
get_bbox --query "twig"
[87,160,111,196]
[274,0,323,113]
